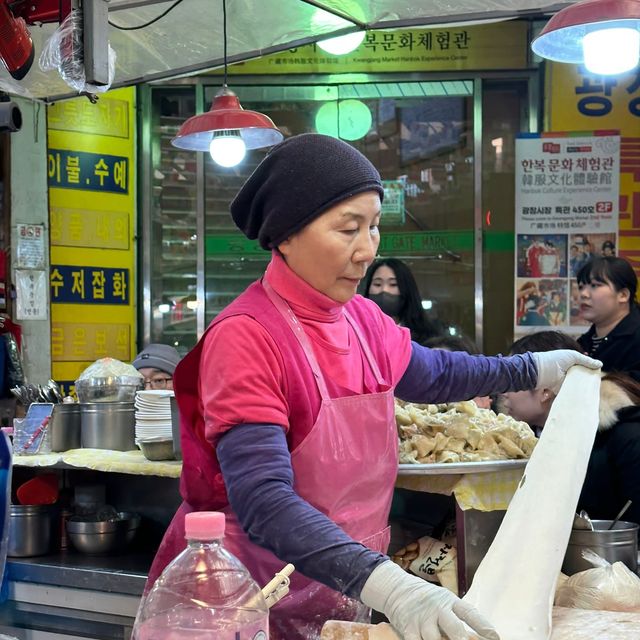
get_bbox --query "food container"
[49,403,81,452]
[563,520,639,575]
[8,504,59,557]
[80,402,136,451]
[138,437,175,461]
[75,376,143,404]
[66,512,141,555]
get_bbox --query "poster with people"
[514,132,619,335]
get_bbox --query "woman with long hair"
[362,257,441,345]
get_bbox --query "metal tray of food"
[397,459,529,475]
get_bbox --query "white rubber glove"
[360,561,499,640]
[532,350,601,393]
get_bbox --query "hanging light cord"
[109,0,186,31]
[223,0,228,87]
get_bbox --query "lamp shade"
[532,0,640,64]
[171,87,284,152]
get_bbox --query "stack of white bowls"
[134,390,174,443]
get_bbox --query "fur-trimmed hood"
[598,373,637,431]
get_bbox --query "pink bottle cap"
[185,511,226,540]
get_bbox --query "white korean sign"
[15,270,48,320]
[514,133,620,334]
[16,223,46,269]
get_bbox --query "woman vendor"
[148,134,600,640]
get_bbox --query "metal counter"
[0,551,153,640]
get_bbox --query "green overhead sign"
[205,230,513,258]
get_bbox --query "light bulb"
[209,133,246,167]
[317,31,365,55]
[311,8,365,56]
[158,303,171,314]
[583,27,640,75]
[315,99,372,141]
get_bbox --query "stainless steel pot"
[563,519,639,575]
[8,504,58,557]
[66,512,141,555]
[50,403,81,452]
[80,402,136,451]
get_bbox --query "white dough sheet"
[463,366,601,640]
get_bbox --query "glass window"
[148,89,198,352]
[482,80,530,354]
[203,82,475,338]
[142,78,531,351]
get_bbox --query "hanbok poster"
[514,132,619,334]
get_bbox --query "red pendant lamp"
[171,0,283,166]
[532,0,640,75]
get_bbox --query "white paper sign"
[514,133,619,334]
[16,224,46,269]
[15,269,48,320]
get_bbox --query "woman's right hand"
[360,561,499,640]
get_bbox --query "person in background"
[361,257,441,345]
[570,244,583,277]
[499,330,640,526]
[547,290,566,326]
[525,237,543,277]
[133,344,181,390]
[577,256,640,382]
[581,240,596,264]
[539,240,561,277]
[601,240,616,257]
[147,134,599,640]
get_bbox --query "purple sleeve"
[216,423,386,597]
[395,342,538,403]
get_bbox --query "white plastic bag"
[78,358,141,381]
[555,549,640,612]
[39,10,116,94]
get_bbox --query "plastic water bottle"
[133,511,269,640]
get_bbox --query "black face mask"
[369,292,403,318]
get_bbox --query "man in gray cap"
[133,343,180,390]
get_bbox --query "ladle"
[607,499,633,530]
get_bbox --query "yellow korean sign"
[228,22,528,75]
[47,87,136,392]
[547,63,640,275]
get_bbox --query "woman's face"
[368,265,400,296]
[498,388,550,428]
[578,277,630,326]
[278,191,381,303]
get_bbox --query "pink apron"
[149,280,398,640]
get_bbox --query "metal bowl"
[75,377,143,403]
[138,437,175,461]
[66,512,141,555]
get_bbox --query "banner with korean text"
[226,22,527,74]
[547,63,640,285]
[47,87,136,395]
[514,132,620,335]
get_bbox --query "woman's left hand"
[532,350,601,393]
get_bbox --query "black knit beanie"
[230,133,384,250]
